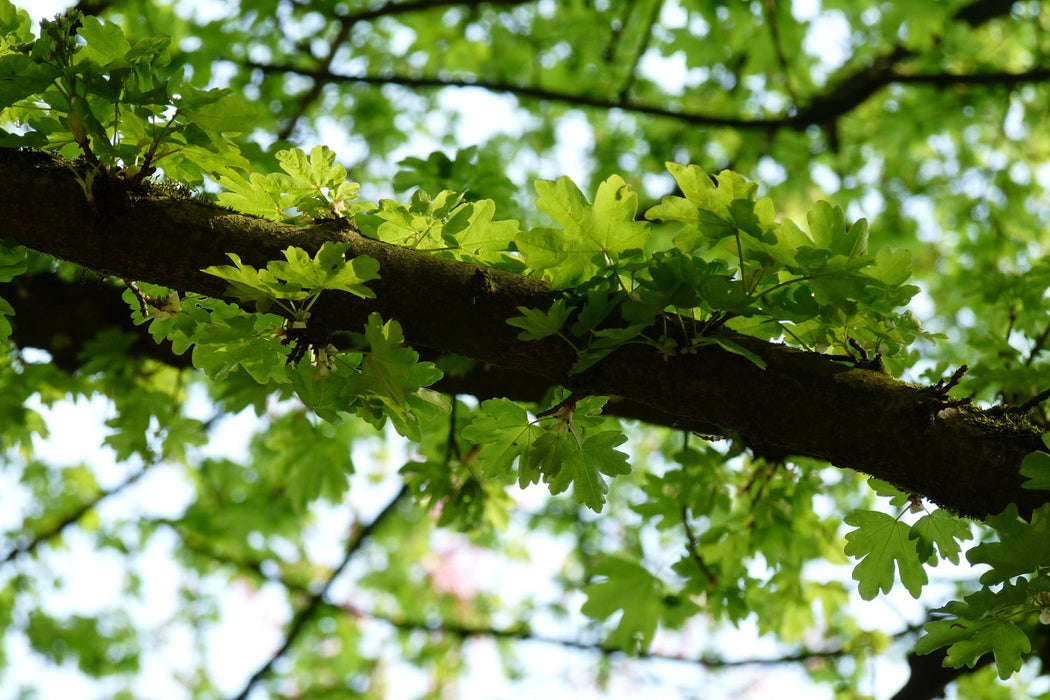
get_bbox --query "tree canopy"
[2,0,1050,697]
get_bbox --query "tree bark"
[2,148,1045,519]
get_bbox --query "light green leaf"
[844,509,928,599]
[1020,434,1050,490]
[506,299,573,341]
[967,503,1050,585]
[581,555,697,652]
[910,509,971,564]
[461,398,544,478]
[916,582,1033,680]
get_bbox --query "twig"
[229,486,409,700]
[681,506,719,589]
[1026,322,1050,366]
[171,515,922,670]
[762,0,798,105]
[928,364,968,395]
[615,0,663,102]
[2,467,148,564]
[1018,388,1050,414]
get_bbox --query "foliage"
[1,1,1050,698]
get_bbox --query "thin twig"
[2,467,149,564]
[762,0,798,105]
[173,515,923,670]
[616,0,663,102]
[1019,388,1050,414]
[1026,322,1050,366]
[680,506,719,589]
[229,486,409,700]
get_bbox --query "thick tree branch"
[891,646,993,700]
[2,149,1046,519]
[1,274,731,435]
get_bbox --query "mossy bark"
[1,148,1045,519]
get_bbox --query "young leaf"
[1019,434,1050,490]
[562,429,631,508]
[506,299,573,341]
[967,503,1050,585]
[461,398,543,478]
[516,175,649,288]
[844,509,927,599]
[916,582,1033,680]
[581,555,697,652]
[910,509,971,564]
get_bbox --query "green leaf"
[910,509,971,564]
[203,246,379,309]
[844,509,927,599]
[461,398,544,478]
[807,201,867,257]
[262,414,354,512]
[506,299,573,341]
[516,174,649,287]
[0,242,26,282]
[175,85,256,137]
[190,311,289,384]
[445,198,519,263]
[215,171,296,220]
[916,583,1033,680]
[967,503,1050,585]
[581,555,698,652]
[1020,434,1050,490]
[277,144,344,190]
[694,335,767,370]
[525,412,630,513]
[919,616,1031,680]
[346,312,447,441]
[266,244,380,299]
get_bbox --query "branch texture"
[2,149,1045,519]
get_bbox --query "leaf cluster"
[0,5,253,187]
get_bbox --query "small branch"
[1019,388,1050,414]
[273,0,538,139]
[601,0,634,64]
[229,486,409,700]
[891,67,1050,88]
[168,513,921,671]
[927,364,968,396]
[762,0,798,105]
[615,0,664,102]
[335,0,535,26]
[1026,322,1050,366]
[681,507,718,589]
[246,63,793,131]
[2,467,148,564]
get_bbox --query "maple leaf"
[844,509,927,599]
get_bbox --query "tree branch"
[891,646,993,700]
[246,62,791,130]
[171,516,922,673]
[243,0,1023,138]
[2,149,1045,519]
[2,466,148,564]
[229,486,409,700]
